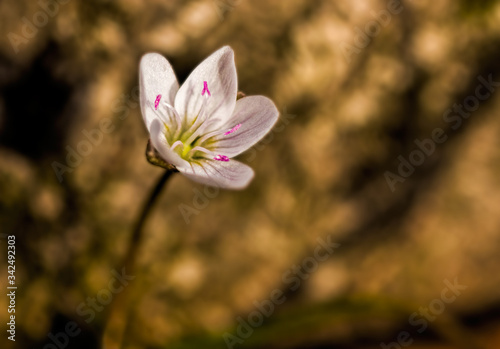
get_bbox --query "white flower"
[139,46,279,189]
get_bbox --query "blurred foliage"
[1,0,500,348]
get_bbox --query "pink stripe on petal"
[154,94,162,110]
[224,123,241,136]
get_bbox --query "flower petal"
[212,96,279,157]
[140,53,179,131]
[177,159,254,189]
[150,119,186,168]
[174,46,237,130]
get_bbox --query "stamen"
[164,102,183,139]
[198,117,221,133]
[170,140,184,151]
[154,94,162,110]
[183,97,212,145]
[213,155,230,162]
[194,119,233,145]
[147,101,170,127]
[196,130,219,145]
[201,81,211,96]
[224,123,241,136]
[187,146,215,159]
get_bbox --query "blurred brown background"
[1,0,500,348]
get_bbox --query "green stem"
[102,169,175,349]
[128,169,175,266]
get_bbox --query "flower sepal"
[145,139,178,171]
[236,91,246,100]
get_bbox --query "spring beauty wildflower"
[139,46,279,189]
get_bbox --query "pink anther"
[224,123,241,136]
[214,154,229,162]
[154,94,162,110]
[202,81,211,96]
